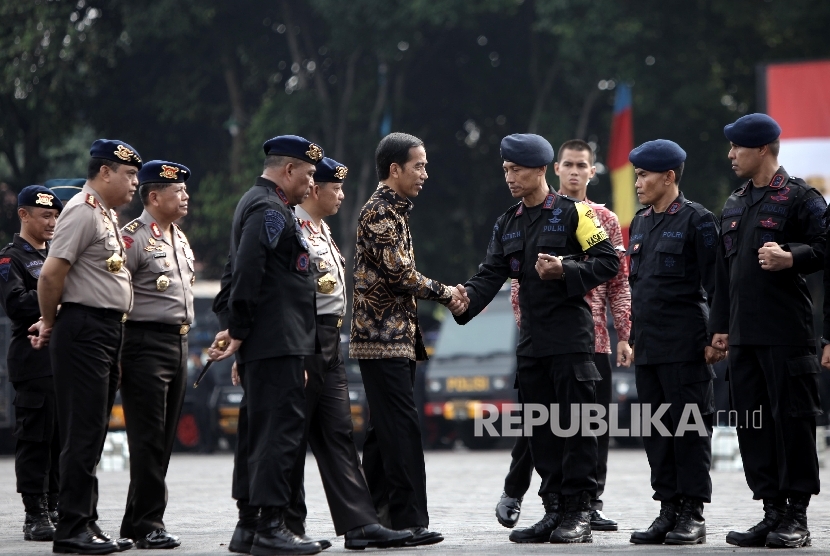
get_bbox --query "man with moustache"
[710,114,826,549]
[497,139,631,533]
[350,132,468,547]
[0,186,63,542]
[33,139,141,554]
[209,136,324,556]
[285,157,412,549]
[454,134,619,544]
[117,161,196,549]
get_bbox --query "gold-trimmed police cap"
[263,135,324,164]
[90,139,143,168]
[314,157,348,184]
[18,185,64,212]
[138,160,191,185]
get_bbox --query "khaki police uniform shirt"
[121,209,195,325]
[48,183,132,312]
[295,205,346,316]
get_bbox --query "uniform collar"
[738,166,790,196]
[294,205,321,234]
[256,176,291,206]
[81,183,112,212]
[13,233,45,254]
[376,183,413,214]
[646,192,686,217]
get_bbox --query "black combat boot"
[665,497,706,544]
[508,493,561,543]
[725,497,786,547]
[250,507,321,555]
[549,491,592,544]
[22,493,55,541]
[630,499,680,544]
[47,492,59,526]
[495,491,523,528]
[765,494,811,548]
[229,500,259,553]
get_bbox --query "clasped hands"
[447,284,470,316]
[707,334,729,364]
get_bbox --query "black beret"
[44,179,85,202]
[89,139,143,168]
[18,185,64,212]
[629,139,687,172]
[138,160,191,185]
[500,134,554,168]
[723,113,781,148]
[314,157,348,183]
[263,135,324,164]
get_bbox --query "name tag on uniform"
[153,252,167,258]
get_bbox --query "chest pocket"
[754,215,784,248]
[536,234,567,257]
[721,216,740,257]
[627,242,642,276]
[654,240,685,277]
[503,239,524,278]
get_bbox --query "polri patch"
[264,209,285,244]
[296,253,310,272]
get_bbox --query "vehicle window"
[433,293,515,359]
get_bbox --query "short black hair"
[87,157,122,180]
[139,182,174,205]
[375,132,424,181]
[767,139,780,157]
[668,162,684,186]
[263,154,294,171]
[557,139,595,164]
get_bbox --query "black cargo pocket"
[536,234,567,257]
[721,217,740,257]
[503,239,524,278]
[754,216,783,249]
[573,361,602,382]
[786,356,823,417]
[13,391,46,442]
[654,240,685,276]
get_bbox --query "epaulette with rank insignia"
[84,193,97,208]
[123,219,145,234]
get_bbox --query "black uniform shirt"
[627,194,719,365]
[455,191,619,357]
[709,167,826,346]
[0,234,51,382]
[215,176,317,363]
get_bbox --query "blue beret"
[723,113,781,148]
[629,139,687,172]
[263,135,324,164]
[18,185,64,212]
[500,134,554,167]
[314,157,348,183]
[44,179,84,202]
[138,160,191,185]
[89,139,143,168]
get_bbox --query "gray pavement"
[1,447,828,554]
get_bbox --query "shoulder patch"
[122,235,134,249]
[264,208,285,244]
[84,193,97,208]
[122,219,145,234]
[0,257,11,282]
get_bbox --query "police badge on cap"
[138,160,191,185]
[18,185,64,212]
[90,139,143,168]
[314,157,348,184]
[263,135,324,164]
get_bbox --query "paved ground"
[1,446,828,554]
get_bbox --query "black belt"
[62,302,127,323]
[316,314,343,328]
[126,321,191,335]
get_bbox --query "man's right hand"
[705,345,727,364]
[28,318,52,350]
[208,329,242,361]
[821,345,830,371]
[448,284,469,316]
[711,333,728,351]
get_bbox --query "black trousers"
[635,361,714,502]
[503,352,611,509]
[285,323,377,535]
[232,356,306,509]
[517,353,599,497]
[12,376,60,496]
[50,304,122,540]
[359,358,429,529]
[728,345,821,499]
[119,327,188,539]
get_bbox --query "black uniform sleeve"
[708,211,730,336]
[454,216,510,325]
[692,210,720,308]
[560,202,619,297]
[0,254,40,323]
[227,202,273,340]
[783,187,826,275]
[213,252,232,330]
[823,208,830,339]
